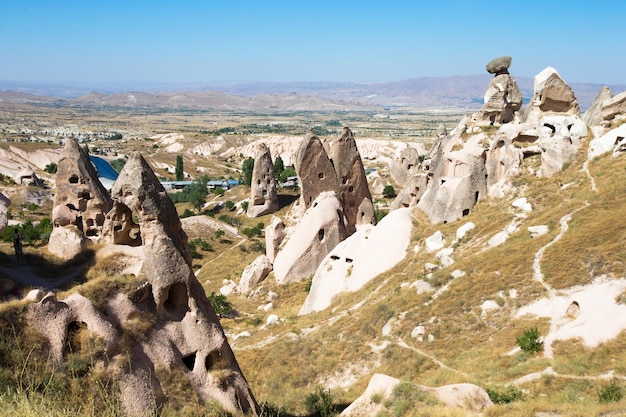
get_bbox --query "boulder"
[486,55,512,75]
[327,127,376,233]
[247,143,279,218]
[238,255,273,294]
[273,191,347,284]
[265,215,286,263]
[48,225,87,260]
[425,231,445,253]
[528,225,549,238]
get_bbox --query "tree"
[382,185,397,199]
[44,163,57,174]
[175,155,184,181]
[273,155,285,178]
[242,157,254,186]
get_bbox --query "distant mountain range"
[1,75,624,111]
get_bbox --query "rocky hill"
[1,58,626,416]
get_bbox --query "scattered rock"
[425,231,445,253]
[238,255,273,294]
[528,225,549,238]
[266,314,279,325]
[456,222,475,241]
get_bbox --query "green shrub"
[382,185,396,199]
[486,385,523,404]
[598,381,622,403]
[516,327,543,354]
[208,292,234,318]
[44,163,58,173]
[304,387,335,417]
[384,382,426,417]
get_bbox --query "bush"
[382,185,397,199]
[384,382,426,417]
[486,385,523,404]
[44,163,58,173]
[240,201,249,212]
[208,292,234,318]
[598,381,623,403]
[516,327,543,354]
[304,387,335,417]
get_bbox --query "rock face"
[247,143,279,218]
[390,146,422,186]
[0,193,10,234]
[475,56,522,125]
[49,138,113,258]
[32,152,259,416]
[525,67,580,125]
[265,215,286,263]
[328,127,376,232]
[583,86,613,127]
[600,90,626,123]
[273,191,347,284]
[295,131,339,209]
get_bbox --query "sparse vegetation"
[516,327,543,355]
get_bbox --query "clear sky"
[1,0,625,85]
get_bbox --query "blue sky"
[1,0,625,85]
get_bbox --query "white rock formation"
[238,255,273,294]
[588,123,626,158]
[299,208,412,315]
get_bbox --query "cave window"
[318,172,325,180]
[342,176,348,184]
[69,175,79,184]
[475,191,479,204]
[86,218,94,227]
[440,179,446,185]
[345,258,353,263]
[462,208,470,216]
[348,185,354,193]
[80,190,91,200]
[257,179,261,185]
[407,164,414,170]
[182,353,196,371]
[318,229,325,241]
[615,136,624,146]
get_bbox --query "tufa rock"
[265,215,286,263]
[0,193,10,234]
[390,146,422,186]
[47,225,87,260]
[34,152,259,416]
[327,127,376,233]
[486,55,512,75]
[525,67,580,124]
[51,138,112,239]
[584,86,613,127]
[295,131,339,209]
[238,255,273,294]
[273,191,347,284]
[247,143,279,218]
[600,90,626,123]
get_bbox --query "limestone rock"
[247,143,279,218]
[456,222,475,241]
[589,123,626,158]
[486,55,512,75]
[273,191,347,284]
[425,231,445,253]
[328,127,375,232]
[390,173,427,210]
[48,225,87,260]
[265,216,286,263]
[238,255,273,294]
[51,138,112,241]
[295,131,339,209]
[584,86,613,126]
[600,90,626,122]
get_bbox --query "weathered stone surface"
[390,173,428,210]
[435,123,448,138]
[390,146,422,186]
[238,255,273,294]
[327,127,375,232]
[40,152,260,416]
[265,215,286,263]
[476,73,522,125]
[584,86,613,127]
[600,90,626,122]
[589,123,626,158]
[48,225,87,260]
[295,131,338,209]
[273,191,346,284]
[247,143,279,218]
[537,115,587,177]
[50,138,112,256]
[486,55,512,75]
[102,201,141,245]
[0,193,10,234]
[526,67,580,124]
